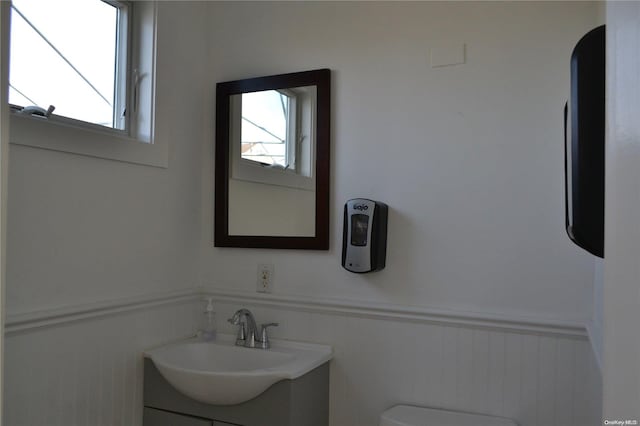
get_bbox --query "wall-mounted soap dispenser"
[342,198,388,273]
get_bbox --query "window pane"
[241,90,288,167]
[9,0,119,128]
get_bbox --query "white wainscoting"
[3,291,201,426]
[209,290,602,426]
[3,289,601,426]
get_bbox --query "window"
[9,0,129,130]
[7,1,164,167]
[230,85,316,191]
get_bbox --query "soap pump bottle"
[199,297,217,341]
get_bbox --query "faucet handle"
[259,323,279,349]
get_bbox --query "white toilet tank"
[380,405,518,426]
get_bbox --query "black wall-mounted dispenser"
[342,199,388,273]
[565,25,605,258]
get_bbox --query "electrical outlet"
[257,264,274,293]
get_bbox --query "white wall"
[4,2,208,425]
[590,258,603,370]
[200,2,603,424]
[202,1,600,325]
[584,1,606,377]
[3,2,605,425]
[603,1,640,419]
[5,2,207,315]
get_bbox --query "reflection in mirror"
[215,69,330,249]
[241,90,289,167]
[240,89,303,171]
[228,86,316,237]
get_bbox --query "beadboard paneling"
[211,300,602,426]
[3,296,601,426]
[3,299,199,426]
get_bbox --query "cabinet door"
[143,407,213,426]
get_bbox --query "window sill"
[9,111,167,168]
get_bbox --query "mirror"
[215,69,330,249]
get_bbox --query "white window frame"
[281,88,297,171]
[7,1,165,168]
[111,0,130,132]
[229,86,316,191]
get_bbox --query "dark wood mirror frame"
[214,69,330,249]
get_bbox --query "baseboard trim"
[5,288,201,335]
[205,288,588,338]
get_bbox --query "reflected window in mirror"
[240,90,294,169]
[230,86,316,192]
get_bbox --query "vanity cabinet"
[143,407,237,426]
[143,359,329,426]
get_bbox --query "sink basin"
[144,334,332,405]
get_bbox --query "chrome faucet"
[228,308,278,349]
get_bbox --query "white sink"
[144,334,332,405]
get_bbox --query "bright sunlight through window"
[241,90,292,169]
[9,0,128,129]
